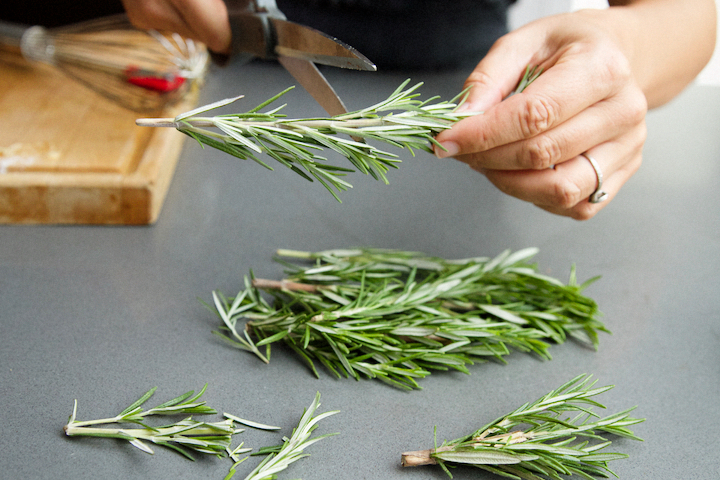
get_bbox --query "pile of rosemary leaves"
[210,247,605,390]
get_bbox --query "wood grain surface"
[0,47,199,224]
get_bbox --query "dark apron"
[276,0,514,70]
[1,0,513,71]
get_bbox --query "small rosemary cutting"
[226,392,339,480]
[401,374,644,479]
[65,386,337,480]
[210,246,605,390]
[64,384,237,460]
[137,67,541,201]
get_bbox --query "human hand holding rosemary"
[402,374,644,479]
[210,246,605,390]
[137,68,540,201]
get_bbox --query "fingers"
[454,84,647,170]
[122,0,231,53]
[438,54,631,160]
[456,19,560,114]
[174,0,231,53]
[476,125,645,219]
[436,16,636,160]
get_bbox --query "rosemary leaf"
[231,392,339,480]
[210,248,606,390]
[64,385,235,460]
[137,68,540,201]
[402,374,644,479]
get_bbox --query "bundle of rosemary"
[402,374,644,479]
[210,247,606,390]
[137,68,541,201]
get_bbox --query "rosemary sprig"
[402,374,644,479]
[137,68,539,201]
[210,247,606,390]
[226,392,339,480]
[64,384,237,459]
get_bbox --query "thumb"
[458,40,538,114]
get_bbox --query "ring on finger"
[581,153,608,204]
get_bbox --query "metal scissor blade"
[270,18,376,71]
[277,55,348,116]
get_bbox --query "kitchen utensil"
[0,14,209,112]
[218,0,376,115]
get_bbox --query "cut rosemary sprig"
[64,384,237,459]
[137,67,539,201]
[210,247,606,390]
[402,374,644,479]
[226,392,339,480]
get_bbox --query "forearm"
[604,0,717,108]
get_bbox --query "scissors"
[214,0,377,116]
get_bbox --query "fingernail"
[457,101,481,114]
[435,141,459,159]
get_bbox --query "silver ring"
[581,153,608,203]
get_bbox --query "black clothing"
[276,0,514,70]
[1,0,514,70]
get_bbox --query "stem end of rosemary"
[401,449,436,467]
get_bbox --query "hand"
[435,9,648,220]
[121,0,232,54]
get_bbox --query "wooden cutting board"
[0,48,200,225]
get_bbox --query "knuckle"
[517,94,560,138]
[627,93,648,128]
[524,135,562,170]
[462,120,493,153]
[550,177,584,209]
[590,41,633,87]
[465,70,498,91]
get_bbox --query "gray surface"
[1,60,719,479]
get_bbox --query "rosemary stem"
[64,425,146,438]
[136,118,185,127]
[252,278,321,293]
[401,448,452,467]
[275,249,313,259]
[66,415,124,428]
[136,117,451,130]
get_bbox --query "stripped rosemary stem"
[64,384,237,460]
[210,247,605,390]
[137,67,540,201]
[402,374,644,479]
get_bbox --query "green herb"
[64,384,237,460]
[402,374,644,479]
[210,247,605,390]
[226,392,339,480]
[137,67,539,202]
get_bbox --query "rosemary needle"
[137,67,541,202]
[210,247,605,390]
[227,392,339,480]
[64,384,235,460]
[402,374,644,479]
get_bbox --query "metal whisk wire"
[0,14,209,112]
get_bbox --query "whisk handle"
[0,21,54,64]
[0,20,27,48]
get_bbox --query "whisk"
[0,15,209,112]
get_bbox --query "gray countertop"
[1,60,719,479]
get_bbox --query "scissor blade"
[270,18,376,71]
[277,56,348,116]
